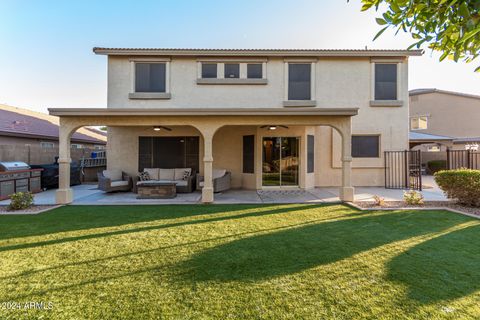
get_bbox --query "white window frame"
[283,59,317,107]
[129,57,171,99]
[370,59,403,107]
[71,143,84,149]
[40,141,55,149]
[410,116,428,130]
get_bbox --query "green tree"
[360,0,480,71]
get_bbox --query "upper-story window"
[201,63,217,78]
[411,116,428,130]
[224,63,240,78]
[135,63,166,92]
[247,64,262,79]
[129,59,171,99]
[288,63,311,100]
[374,63,397,100]
[197,61,267,84]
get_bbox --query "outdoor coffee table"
[136,181,177,199]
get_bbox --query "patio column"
[55,121,74,204]
[202,130,214,203]
[339,120,354,202]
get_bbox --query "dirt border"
[0,205,63,215]
[348,202,480,220]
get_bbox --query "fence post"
[404,150,409,189]
[446,148,450,170]
[418,149,422,191]
[467,149,471,169]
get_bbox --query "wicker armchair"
[97,170,132,192]
[196,171,231,192]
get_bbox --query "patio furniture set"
[97,167,231,199]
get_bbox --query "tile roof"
[409,88,480,100]
[93,47,423,57]
[0,106,106,144]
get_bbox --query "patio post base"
[340,187,354,202]
[201,187,214,203]
[56,188,73,204]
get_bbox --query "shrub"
[427,160,447,174]
[434,169,480,207]
[403,190,424,205]
[8,192,34,211]
[372,195,386,207]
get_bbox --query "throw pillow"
[182,170,190,180]
[139,171,151,181]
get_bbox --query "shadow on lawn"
[0,204,331,252]
[0,204,289,241]
[386,223,480,303]
[179,211,468,284]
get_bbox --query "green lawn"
[0,204,479,319]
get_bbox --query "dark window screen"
[352,136,380,158]
[135,63,166,92]
[288,64,311,100]
[243,135,255,173]
[375,64,397,100]
[202,63,217,78]
[247,64,262,79]
[138,136,200,172]
[224,63,240,78]
[307,135,314,173]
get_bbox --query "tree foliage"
[361,0,480,71]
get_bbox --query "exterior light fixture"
[269,126,277,130]
[260,125,289,130]
[153,126,172,132]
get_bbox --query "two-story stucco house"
[49,47,421,204]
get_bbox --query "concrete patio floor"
[0,176,448,205]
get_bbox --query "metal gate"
[447,149,480,170]
[384,150,422,190]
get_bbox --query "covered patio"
[48,107,358,205]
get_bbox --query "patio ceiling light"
[153,126,172,131]
[260,125,289,130]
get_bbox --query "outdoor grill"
[0,161,43,200]
[31,157,81,190]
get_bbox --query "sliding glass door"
[262,137,299,186]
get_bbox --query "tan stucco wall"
[106,124,386,189]
[410,92,480,139]
[103,55,410,187]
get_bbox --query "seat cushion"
[103,169,122,181]
[175,180,188,187]
[213,169,227,180]
[159,168,175,180]
[111,180,129,187]
[144,168,159,180]
[174,168,192,181]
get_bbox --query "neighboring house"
[409,89,480,151]
[0,104,107,150]
[49,47,421,204]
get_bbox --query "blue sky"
[1,0,479,113]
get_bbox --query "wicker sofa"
[133,168,196,193]
[97,170,132,192]
[196,169,231,192]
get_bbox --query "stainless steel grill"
[0,161,42,200]
[0,161,31,171]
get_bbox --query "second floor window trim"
[129,59,171,99]
[370,59,403,107]
[197,60,267,84]
[284,60,316,106]
[411,116,428,130]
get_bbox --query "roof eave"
[92,47,423,57]
[49,107,359,117]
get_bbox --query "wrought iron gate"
[384,150,422,190]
